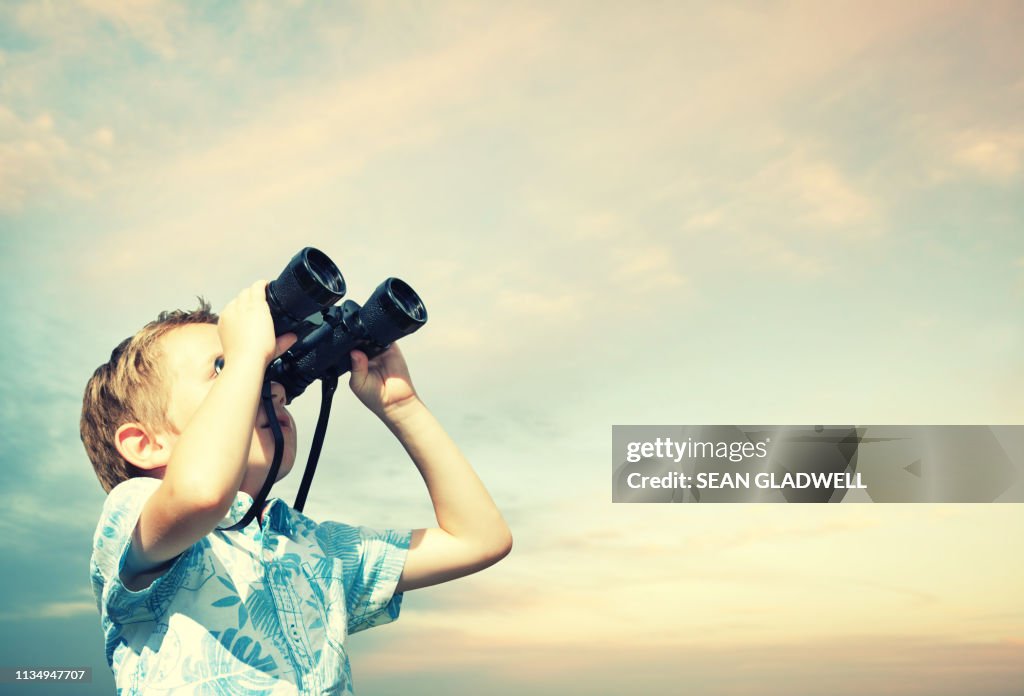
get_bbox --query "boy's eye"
[213,356,225,376]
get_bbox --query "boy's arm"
[348,346,513,594]
[120,281,292,590]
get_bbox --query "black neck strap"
[219,374,339,530]
[293,375,338,512]
[220,380,282,531]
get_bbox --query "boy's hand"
[349,343,418,421]
[349,343,513,593]
[218,280,294,368]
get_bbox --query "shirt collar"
[218,491,293,536]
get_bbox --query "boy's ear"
[114,422,172,472]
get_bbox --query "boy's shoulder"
[94,477,161,548]
[103,475,161,504]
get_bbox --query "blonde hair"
[80,299,219,493]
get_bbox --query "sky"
[1,1,1023,694]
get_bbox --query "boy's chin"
[260,456,295,480]
[273,461,296,482]
[246,453,297,487]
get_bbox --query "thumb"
[274,332,298,358]
[349,350,368,380]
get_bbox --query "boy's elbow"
[165,476,234,521]
[484,528,513,564]
[498,530,513,560]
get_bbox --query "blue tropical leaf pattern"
[91,477,412,695]
[181,630,279,695]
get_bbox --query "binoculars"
[264,247,427,401]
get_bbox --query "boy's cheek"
[251,427,299,462]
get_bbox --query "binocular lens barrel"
[362,278,428,344]
[267,247,346,334]
[264,249,428,401]
[385,278,427,326]
[302,248,346,298]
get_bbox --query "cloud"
[748,237,833,279]
[951,129,1024,181]
[0,599,96,622]
[356,633,1024,695]
[760,151,878,231]
[0,105,119,212]
[80,0,182,57]
[612,247,689,294]
[12,0,184,59]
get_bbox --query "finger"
[349,352,365,389]
[349,351,370,387]
[350,350,368,373]
[246,279,268,303]
[274,333,298,357]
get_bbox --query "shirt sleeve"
[313,521,412,634]
[90,477,195,626]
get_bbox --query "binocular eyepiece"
[265,247,427,401]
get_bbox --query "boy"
[82,280,512,694]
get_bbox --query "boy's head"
[81,299,297,494]
[81,300,220,492]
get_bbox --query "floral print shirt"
[90,477,411,695]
